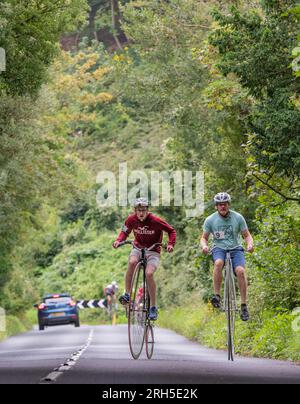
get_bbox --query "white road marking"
[0,347,82,356]
[40,329,94,383]
[42,372,62,382]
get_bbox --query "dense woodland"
[0,0,299,359]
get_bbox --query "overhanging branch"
[252,173,300,203]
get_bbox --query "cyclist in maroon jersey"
[113,198,176,321]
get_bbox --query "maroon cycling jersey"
[116,213,176,254]
[104,286,115,296]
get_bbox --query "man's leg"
[146,264,157,307]
[125,255,139,294]
[120,255,139,306]
[107,295,112,308]
[213,259,225,296]
[232,248,250,321]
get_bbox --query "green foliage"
[211,4,298,99]
[0,311,36,342]
[159,302,300,361]
[0,0,89,97]
[37,229,127,300]
[0,1,93,305]
[0,316,26,342]
[248,204,300,312]
[121,0,209,122]
[60,198,91,225]
[252,312,298,359]
[85,206,123,231]
[0,91,90,300]
[118,0,255,221]
[210,1,300,187]
[1,0,299,362]
[34,238,64,269]
[0,98,50,285]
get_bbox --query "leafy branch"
[252,173,300,203]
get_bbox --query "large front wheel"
[128,263,148,360]
[225,271,236,362]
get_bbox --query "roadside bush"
[248,204,300,313]
[159,302,300,361]
[251,312,298,360]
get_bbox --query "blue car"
[35,294,80,331]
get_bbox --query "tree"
[88,1,104,41]
[210,1,300,202]
[0,0,90,300]
[118,0,252,213]
[110,0,123,49]
[86,0,129,48]
[0,0,88,97]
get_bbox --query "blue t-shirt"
[203,210,248,250]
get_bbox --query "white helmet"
[133,197,149,208]
[112,281,118,291]
[214,192,231,204]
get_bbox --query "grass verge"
[0,310,36,342]
[158,300,300,362]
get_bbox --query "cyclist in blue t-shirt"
[200,193,254,321]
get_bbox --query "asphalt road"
[0,324,299,384]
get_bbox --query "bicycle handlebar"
[118,241,134,247]
[206,246,252,255]
[117,240,167,252]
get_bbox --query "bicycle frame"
[126,241,162,321]
[131,255,149,319]
[117,241,165,360]
[223,252,238,314]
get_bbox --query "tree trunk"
[111,0,123,50]
[88,3,101,41]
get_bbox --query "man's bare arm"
[242,229,254,253]
[200,232,210,254]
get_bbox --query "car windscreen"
[44,297,71,305]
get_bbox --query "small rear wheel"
[145,324,154,360]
